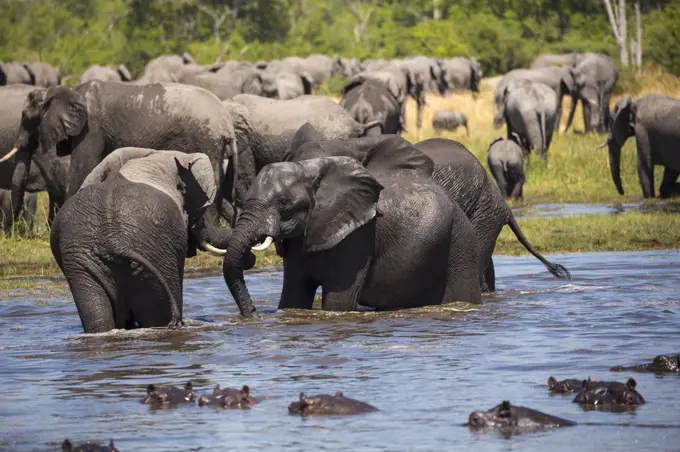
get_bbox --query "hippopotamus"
[610,354,680,374]
[62,439,118,452]
[548,376,636,394]
[198,384,256,409]
[288,392,378,416]
[468,401,574,434]
[573,378,645,409]
[141,381,195,407]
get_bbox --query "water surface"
[1,250,679,451]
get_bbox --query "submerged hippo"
[198,384,256,409]
[141,381,195,407]
[288,392,378,416]
[468,401,574,434]
[611,354,680,374]
[548,376,635,394]
[573,378,645,409]
[62,439,118,452]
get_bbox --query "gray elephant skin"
[24,62,61,87]
[531,53,582,69]
[223,135,481,316]
[80,65,133,84]
[222,94,382,207]
[607,94,680,198]
[139,52,195,83]
[0,62,35,85]
[565,52,618,134]
[0,85,69,230]
[413,138,569,292]
[0,189,37,234]
[442,57,482,93]
[432,110,469,136]
[51,148,217,333]
[487,136,525,200]
[340,78,401,135]
[8,81,238,250]
[502,80,558,157]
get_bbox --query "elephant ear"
[342,78,363,96]
[609,96,634,146]
[303,157,383,253]
[182,52,195,65]
[362,136,434,178]
[560,70,575,95]
[80,147,157,190]
[117,65,132,81]
[175,153,216,221]
[22,63,36,85]
[285,123,326,162]
[301,72,314,95]
[39,86,88,154]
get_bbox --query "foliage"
[0,0,678,79]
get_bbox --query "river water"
[1,250,679,451]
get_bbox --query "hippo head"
[652,354,680,372]
[143,381,195,405]
[468,400,514,429]
[548,376,576,393]
[198,384,255,408]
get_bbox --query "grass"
[1,68,679,287]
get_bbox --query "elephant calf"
[487,136,525,200]
[51,148,222,333]
[0,189,37,234]
[432,110,469,136]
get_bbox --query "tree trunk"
[603,0,629,66]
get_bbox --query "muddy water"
[1,250,679,451]
[512,201,680,218]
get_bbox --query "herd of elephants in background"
[0,46,679,334]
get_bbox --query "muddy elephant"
[223,136,481,316]
[414,138,569,292]
[222,94,382,207]
[564,52,618,134]
[80,65,133,84]
[51,148,222,333]
[606,94,680,198]
[340,78,400,135]
[0,85,69,230]
[139,53,195,83]
[5,81,238,248]
[502,80,559,157]
[213,64,279,99]
[487,135,525,200]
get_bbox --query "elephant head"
[606,95,635,195]
[80,147,228,257]
[223,156,383,315]
[566,66,602,132]
[244,71,278,98]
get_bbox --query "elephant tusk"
[595,141,608,150]
[0,147,19,163]
[201,240,227,256]
[251,236,274,251]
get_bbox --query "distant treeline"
[0,0,678,79]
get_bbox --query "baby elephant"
[432,110,469,136]
[487,136,525,200]
[288,392,378,416]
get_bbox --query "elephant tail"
[507,215,571,280]
[121,250,183,328]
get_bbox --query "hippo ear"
[335,391,344,397]
[241,385,250,397]
[109,440,116,450]
[62,439,73,452]
[547,376,557,389]
[626,378,637,390]
[185,381,193,391]
[213,384,221,393]
[581,379,590,390]
[147,384,156,395]
[499,401,512,417]
[299,392,308,404]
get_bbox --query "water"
[512,201,680,219]
[1,250,679,451]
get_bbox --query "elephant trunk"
[222,200,278,316]
[608,141,624,195]
[564,94,578,133]
[10,149,32,229]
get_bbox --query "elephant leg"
[510,179,524,199]
[47,193,61,226]
[635,129,655,198]
[279,239,317,310]
[483,257,496,293]
[488,163,508,198]
[444,223,482,303]
[659,167,680,199]
[66,268,116,333]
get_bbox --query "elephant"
[223,135,482,316]
[340,78,401,135]
[139,52,195,83]
[0,85,69,229]
[402,57,447,96]
[564,52,618,134]
[487,135,525,200]
[502,80,559,157]
[0,189,37,234]
[0,62,35,85]
[606,94,680,198]
[51,148,219,333]
[24,62,60,87]
[222,94,383,207]
[271,71,313,100]
[432,110,469,136]
[6,81,238,248]
[530,53,582,69]
[494,66,575,132]
[348,71,406,112]
[441,57,482,93]
[413,138,570,292]
[214,65,279,98]
[80,65,133,84]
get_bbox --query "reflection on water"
[512,201,680,218]
[1,250,679,451]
